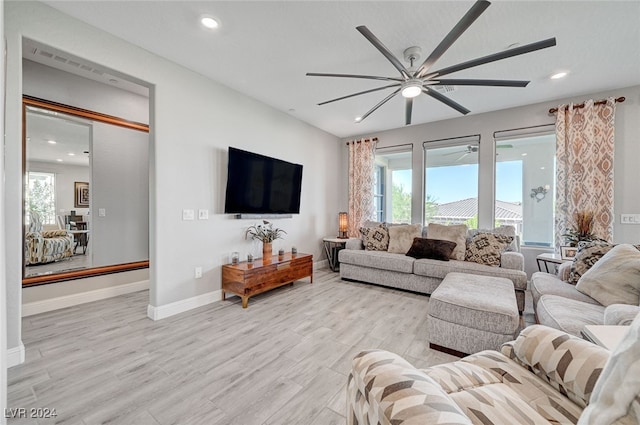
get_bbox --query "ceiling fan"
[307,0,556,125]
[444,144,513,162]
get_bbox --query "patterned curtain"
[347,138,377,237]
[555,98,616,249]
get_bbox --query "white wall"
[343,85,640,275]
[27,161,90,219]
[5,2,341,356]
[1,0,8,417]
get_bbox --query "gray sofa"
[339,231,528,313]
[531,263,640,336]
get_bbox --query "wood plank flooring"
[8,268,519,425]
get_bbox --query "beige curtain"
[555,98,616,248]
[347,138,377,237]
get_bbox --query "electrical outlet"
[194,267,202,279]
[198,209,209,220]
[182,209,195,220]
[621,214,640,224]
[99,208,106,217]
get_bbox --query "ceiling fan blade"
[358,89,401,123]
[317,84,401,106]
[405,98,413,125]
[306,72,403,82]
[432,79,529,87]
[422,87,470,115]
[426,37,557,79]
[497,144,513,149]
[356,26,411,79]
[456,152,469,162]
[416,0,491,78]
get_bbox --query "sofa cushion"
[338,249,414,274]
[427,223,468,260]
[576,244,640,307]
[465,232,513,267]
[405,237,456,261]
[359,225,389,251]
[387,223,422,254]
[530,271,600,306]
[413,258,527,291]
[536,294,605,336]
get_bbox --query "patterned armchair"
[25,211,74,265]
[348,320,640,425]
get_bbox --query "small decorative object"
[560,246,578,260]
[278,248,285,256]
[247,254,253,263]
[291,246,297,255]
[231,251,239,265]
[74,182,90,208]
[245,220,286,258]
[562,210,606,247]
[530,185,549,202]
[338,212,348,238]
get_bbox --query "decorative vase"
[263,242,272,258]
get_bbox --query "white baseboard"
[147,290,222,321]
[22,280,150,317]
[7,343,25,368]
[314,259,328,270]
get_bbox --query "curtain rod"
[548,96,625,114]
[345,137,378,145]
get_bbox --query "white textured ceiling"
[42,1,640,138]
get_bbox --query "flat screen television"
[224,147,303,215]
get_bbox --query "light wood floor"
[9,268,532,425]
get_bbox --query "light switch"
[621,214,640,224]
[182,209,195,220]
[99,208,106,217]
[198,209,209,220]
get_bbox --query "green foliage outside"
[391,183,411,223]
[28,178,55,225]
[424,194,439,223]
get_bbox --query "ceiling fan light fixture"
[550,72,568,80]
[200,16,219,29]
[401,80,422,98]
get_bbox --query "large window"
[27,171,56,225]
[424,136,480,228]
[374,145,412,223]
[495,129,556,246]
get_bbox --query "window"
[374,146,412,223]
[495,129,556,246]
[27,171,56,225]
[423,136,480,228]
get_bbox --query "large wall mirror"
[23,96,150,286]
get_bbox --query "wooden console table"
[221,252,313,308]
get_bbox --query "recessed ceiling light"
[56,159,63,162]
[47,140,57,144]
[550,72,568,80]
[67,152,75,156]
[521,153,527,156]
[540,166,545,170]
[200,16,219,29]
[354,116,362,123]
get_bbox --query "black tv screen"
[224,147,303,214]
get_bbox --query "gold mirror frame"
[22,95,150,287]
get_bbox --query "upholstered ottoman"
[428,272,520,356]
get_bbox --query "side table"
[582,325,628,350]
[536,252,570,273]
[323,237,348,272]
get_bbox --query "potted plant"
[245,220,286,258]
[562,211,606,247]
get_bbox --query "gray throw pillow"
[576,244,640,307]
[568,242,640,284]
[387,224,422,254]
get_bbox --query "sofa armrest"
[500,251,524,271]
[41,230,72,238]
[510,324,609,408]
[345,238,364,250]
[348,349,472,425]
[604,304,640,326]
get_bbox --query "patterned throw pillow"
[465,232,514,267]
[568,241,640,284]
[405,238,457,261]
[359,225,389,251]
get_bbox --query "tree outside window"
[27,172,56,225]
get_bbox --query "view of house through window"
[27,171,56,225]
[495,132,556,246]
[374,146,412,223]
[424,137,480,228]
